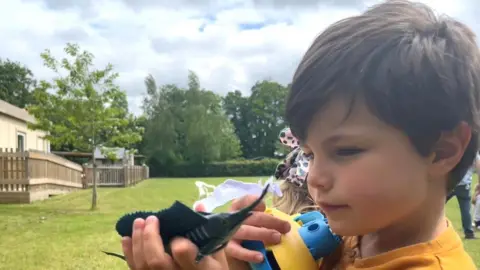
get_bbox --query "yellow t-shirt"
[325,219,476,270]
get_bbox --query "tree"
[248,80,288,157]
[142,80,185,166]
[222,90,255,158]
[223,80,288,158]
[0,58,36,108]
[127,115,147,155]
[142,71,241,167]
[27,43,143,210]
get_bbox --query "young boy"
[281,0,479,268]
[121,0,479,269]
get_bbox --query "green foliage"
[26,43,143,210]
[150,159,281,177]
[100,147,119,161]
[223,90,255,158]
[222,81,288,158]
[27,43,143,153]
[142,73,290,172]
[0,58,36,108]
[142,71,242,166]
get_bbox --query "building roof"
[0,99,36,124]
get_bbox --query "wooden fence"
[83,164,149,187]
[0,148,83,203]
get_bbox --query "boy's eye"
[335,147,364,157]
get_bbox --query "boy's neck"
[359,192,447,258]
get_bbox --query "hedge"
[150,158,282,178]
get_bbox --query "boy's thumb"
[194,203,207,212]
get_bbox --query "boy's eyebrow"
[322,134,352,145]
[320,130,375,145]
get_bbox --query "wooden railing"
[84,164,149,187]
[0,148,83,203]
[0,149,28,192]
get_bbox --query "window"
[37,137,42,151]
[36,136,47,152]
[17,132,25,152]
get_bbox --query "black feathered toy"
[103,183,270,263]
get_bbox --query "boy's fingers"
[131,218,148,270]
[225,241,264,263]
[230,195,266,212]
[243,212,291,234]
[211,247,228,265]
[171,237,214,269]
[142,216,176,269]
[230,196,291,233]
[233,225,283,245]
[226,255,251,269]
[121,237,136,270]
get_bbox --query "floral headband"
[274,128,310,187]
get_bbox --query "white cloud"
[0,0,478,115]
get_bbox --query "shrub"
[150,158,281,177]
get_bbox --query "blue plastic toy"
[242,208,342,270]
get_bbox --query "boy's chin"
[329,221,369,236]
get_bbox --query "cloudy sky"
[0,0,476,115]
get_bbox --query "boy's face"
[302,98,443,236]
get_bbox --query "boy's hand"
[121,216,228,270]
[196,195,291,264]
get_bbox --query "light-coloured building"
[0,99,50,152]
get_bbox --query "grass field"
[0,176,478,269]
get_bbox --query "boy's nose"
[307,165,334,191]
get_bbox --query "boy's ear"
[428,122,472,176]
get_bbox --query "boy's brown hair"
[286,0,480,192]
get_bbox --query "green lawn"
[0,176,478,270]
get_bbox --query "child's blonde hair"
[272,180,318,215]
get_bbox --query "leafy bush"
[150,158,281,177]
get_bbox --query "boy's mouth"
[317,202,349,213]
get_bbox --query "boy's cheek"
[340,152,425,199]
[339,169,386,197]
[342,175,426,221]
[346,186,402,211]
[340,171,413,204]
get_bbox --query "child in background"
[273,128,345,269]
[472,153,480,229]
[273,127,318,215]
[473,183,480,229]
[473,153,480,230]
